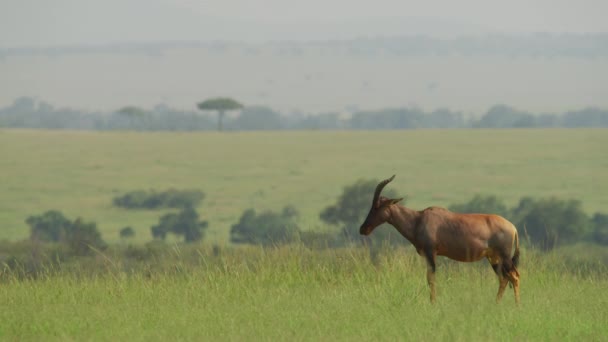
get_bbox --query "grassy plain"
[1,128,607,244]
[1,246,607,341]
[1,129,607,340]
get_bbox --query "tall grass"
[1,244,606,341]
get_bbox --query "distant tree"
[66,218,107,255]
[320,179,404,246]
[151,222,170,240]
[10,96,36,113]
[473,104,537,128]
[119,226,136,239]
[25,210,106,255]
[591,213,608,245]
[448,194,511,218]
[233,106,282,130]
[113,189,205,210]
[537,113,560,127]
[295,112,343,130]
[173,206,208,242]
[117,106,146,118]
[423,108,465,128]
[150,206,208,243]
[26,210,72,242]
[350,108,423,130]
[197,97,243,131]
[561,107,608,128]
[37,101,54,113]
[115,106,147,129]
[510,197,590,250]
[230,206,300,246]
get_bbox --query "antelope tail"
[512,231,520,268]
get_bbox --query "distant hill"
[1,33,606,114]
[1,33,607,58]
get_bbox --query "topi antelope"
[360,175,520,304]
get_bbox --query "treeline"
[2,97,608,131]
[2,180,608,279]
[449,195,608,251]
[113,189,205,210]
[12,181,608,256]
[316,180,608,251]
[321,33,608,59]
[2,33,607,59]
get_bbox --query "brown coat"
[360,175,520,303]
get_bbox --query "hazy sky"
[1,0,606,113]
[1,0,607,47]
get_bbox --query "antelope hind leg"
[495,274,509,303]
[427,267,436,303]
[489,258,508,303]
[506,267,521,304]
[424,249,437,303]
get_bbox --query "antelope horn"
[373,175,396,207]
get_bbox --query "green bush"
[230,206,300,246]
[448,194,510,218]
[113,189,205,209]
[119,227,135,239]
[320,178,404,246]
[66,218,107,255]
[26,210,72,242]
[511,197,591,250]
[150,206,208,243]
[25,210,106,256]
[451,195,594,251]
[591,213,608,245]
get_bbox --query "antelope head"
[359,175,403,236]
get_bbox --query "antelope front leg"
[427,266,436,303]
[424,249,437,303]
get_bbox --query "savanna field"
[1,128,608,340]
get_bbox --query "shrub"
[119,227,135,239]
[449,195,593,251]
[591,213,608,245]
[26,210,72,242]
[25,210,106,255]
[66,218,107,255]
[511,197,591,250]
[448,194,510,218]
[320,178,404,246]
[113,189,205,209]
[150,206,208,243]
[230,206,300,246]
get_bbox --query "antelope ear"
[389,198,403,205]
[380,198,403,207]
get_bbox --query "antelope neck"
[387,205,420,244]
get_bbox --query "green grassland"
[1,246,606,341]
[1,129,607,244]
[1,129,607,341]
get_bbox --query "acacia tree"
[196,97,243,131]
